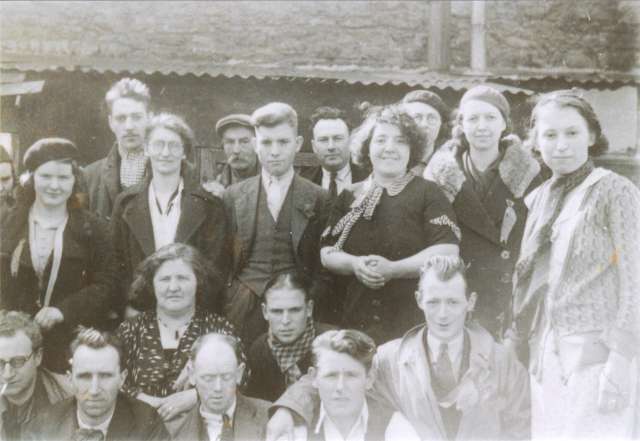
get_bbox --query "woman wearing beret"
[401,89,451,176]
[424,85,543,338]
[111,113,229,315]
[509,90,640,438]
[0,138,117,372]
[320,105,460,344]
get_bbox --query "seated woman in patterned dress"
[319,104,460,344]
[116,243,244,421]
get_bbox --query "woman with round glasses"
[111,113,228,315]
[0,139,116,372]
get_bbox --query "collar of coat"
[425,135,541,202]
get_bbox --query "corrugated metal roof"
[1,54,536,95]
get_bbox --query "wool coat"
[300,161,369,189]
[83,145,123,219]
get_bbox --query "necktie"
[328,171,338,198]
[267,176,282,220]
[218,414,234,441]
[433,342,457,395]
[74,428,105,441]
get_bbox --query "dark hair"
[417,255,469,299]
[350,104,426,171]
[105,78,151,113]
[309,107,350,132]
[0,310,43,351]
[312,329,377,372]
[190,332,243,365]
[128,243,219,311]
[263,271,312,304]
[527,89,608,157]
[70,327,125,371]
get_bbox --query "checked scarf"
[329,173,414,250]
[512,159,594,335]
[268,318,316,386]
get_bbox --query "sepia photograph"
[0,1,638,440]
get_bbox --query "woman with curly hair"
[509,89,640,438]
[320,105,460,343]
[425,85,543,337]
[116,243,244,422]
[0,138,117,372]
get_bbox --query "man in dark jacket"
[83,78,151,219]
[246,272,334,401]
[0,311,73,441]
[24,327,170,441]
[301,107,368,198]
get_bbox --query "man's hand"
[157,389,198,421]
[137,392,164,409]
[34,307,64,330]
[266,407,295,441]
[202,175,226,198]
[598,351,630,414]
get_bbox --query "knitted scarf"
[268,318,316,386]
[512,159,595,332]
[330,173,414,250]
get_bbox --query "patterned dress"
[116,309,244,397]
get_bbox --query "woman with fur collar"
[424,85,542,338]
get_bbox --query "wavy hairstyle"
[350,104,426,172]
[526,88,608,157]
[128,243,220,311]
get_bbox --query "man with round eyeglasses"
[0,311,72,440]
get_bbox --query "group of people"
[0,76,638,441]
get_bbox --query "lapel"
[233,394,260,441]
[290,175,316,254]
[61,210,89,260]
[106,395,137,441]
[122,184,156,257]
[398,326,447,439]
[175,189,208,244]
[233,177,261,262]
[453,178,501,246]
[102,146,122,207]
[54,399,79,440]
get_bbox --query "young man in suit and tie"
[267,256,531,441]
[24,328,169,441]
[166,333,270,441]
[222,102,330,344]
[302,107,368,198]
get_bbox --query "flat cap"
[215,114,253,138]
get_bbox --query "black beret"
[23,138,78,172]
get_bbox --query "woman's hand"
[136,392,164,409]
[266,407,295,441]
[34,307,64,330]
[598,351,631,414]
[352,256,385,289]
[157,389,198,421]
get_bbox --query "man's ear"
[308,366,318,388]
[119,368,128,388]
[187,360,196,387]
[296,136,304,153]
[306,300,314,319]
[365,366,376,391]
[108,115,115,134]
[34,347,43,368]
[467,291,477,313]
[311,139,319,155]
[236,362,246,385]
[261,303,269,321]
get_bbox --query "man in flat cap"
[203,114,259,197]
[83,78,151,219]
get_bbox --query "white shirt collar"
[77,404,116,437]
[261,167,295,188]
[200,397,237,441]
[315,400,369,441]
[427,331,465,377]
[322,163,351,182]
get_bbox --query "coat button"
[372,315,381,322]
[371,299,382,307]
[500,273,511,284]
[501,250,511,260]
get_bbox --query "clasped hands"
[352,255,395,289]
[597,351,631,414]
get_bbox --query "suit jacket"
[110,170,228,313]
[276,322,531,441]
[222,174,331,300]
[23,393,170,441]
[0,205,117,371]
[300,162,369,189]
[165,394,271,441]
[308,398,394,441]
[83,145,123,220]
